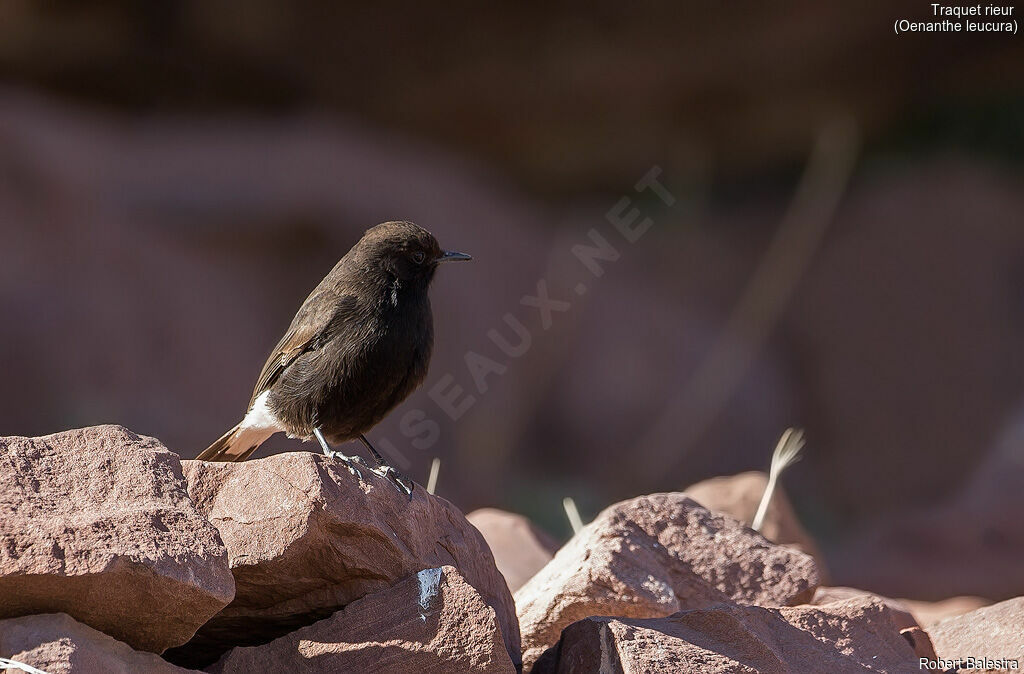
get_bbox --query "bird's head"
[355,221,471,286]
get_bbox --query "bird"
[196,221,471,495]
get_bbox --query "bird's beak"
[436,250,472,263]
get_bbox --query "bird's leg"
[313,427,363,480]
[359,434,414,497]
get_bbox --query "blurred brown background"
[2,1,1024,596]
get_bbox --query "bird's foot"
[355,433,414,499]
[371,464,414,499]
[323,449,365,480]
[313,427,365,481]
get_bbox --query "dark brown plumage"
[197,221,470,493]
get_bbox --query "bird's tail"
[196,423,274,462]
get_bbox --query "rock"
[830,505,1021,601]
[811,586,917,630]
[210,566,515,674]
[533,596,920,673]
[684,471,828,576]
[515,493,820,669]
[900,596,991,627]
[467,508,559,592]
[167,453,519,669]
[927,597,1024,671]
[0,613,199,674]
[900,627,938,663]
[832,403,1024,601]
[0,426,235,653]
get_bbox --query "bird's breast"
[289,293,433,440]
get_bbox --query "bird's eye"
[412,251,426,264]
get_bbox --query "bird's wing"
[247,291,357,409]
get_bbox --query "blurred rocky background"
[2,1,1024,598]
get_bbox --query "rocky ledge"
[1,425,1018,673]
[1,426,516,673]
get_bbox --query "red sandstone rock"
[684,471,828,576]
[832,417,1024,600]
[515,493,820,669]
[0,613,200,674]
[0,426,235,653]
[467,508,559,592]
[533,596,920,673]
[927,597,1024,672]
[811,586,917,630]
[831,505,1024,602]
[900,627,938,664]
[210,566,515,674]
[167,453,519,669]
